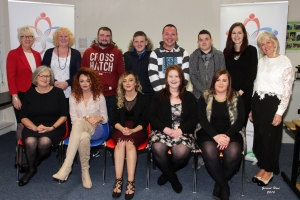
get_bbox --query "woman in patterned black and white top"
[249,31,294,187]
[148,65,198,194]
[42,27,81,130]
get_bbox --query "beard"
[98,41,110,47]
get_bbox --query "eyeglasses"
[38,75,51,79]
[21,36,34,39]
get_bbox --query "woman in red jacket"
[6,26,41,170]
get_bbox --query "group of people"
[6,22,294,200]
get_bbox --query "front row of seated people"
[19,64,242,200]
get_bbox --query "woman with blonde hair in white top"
[249,31,294,186]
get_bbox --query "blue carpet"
[0,131,298,200]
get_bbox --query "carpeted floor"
[0,131,299,200]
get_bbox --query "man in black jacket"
[124,31,155,102]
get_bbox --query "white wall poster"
[220,1,289,162]
[8,0,74,56]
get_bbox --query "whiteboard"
[8,0,74,56]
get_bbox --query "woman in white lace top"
[249,31,294,187]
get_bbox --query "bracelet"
[52,125,56,129]
[12,96,19,101]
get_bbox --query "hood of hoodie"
[91,43,115,52]
[127,38,154,52]
[158,41,180,50]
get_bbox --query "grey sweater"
[189,47,225,99]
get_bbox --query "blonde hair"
[52,27,75,47]
[257,31,280,57]
[116,71,142,109]
[17,26,34,43]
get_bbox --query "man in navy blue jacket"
[123,31,155,102]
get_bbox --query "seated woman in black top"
[149,65,198,194]
[111,71,149,200]
[19,66,68,186]
[196,69,245,200]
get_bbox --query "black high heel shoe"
[257,173,273,186]
[18,169,37,186]
[125,180,135,200]
[112,177,123,198]
[252,176,261,183]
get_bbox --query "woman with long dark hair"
[196,69,245,200]
[223,22,258,127]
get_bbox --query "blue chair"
[62,122,110,184]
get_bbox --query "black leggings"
[151,142,191,173]
[200,141,242,189]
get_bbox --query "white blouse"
[253,55,294,115]
[69,94,108,124]
[50,51,71,98]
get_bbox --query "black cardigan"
[149,90,198,133]
[42,47,81,86]
[111,92,149,135]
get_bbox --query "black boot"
[166,171,182,193]
[157,173,168,185]
[220,187,230,200]
[212,183,221,199]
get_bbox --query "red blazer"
[6,45,42,95]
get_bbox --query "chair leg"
[242,155,245,196]
[56,142,66,184]
[193,152,198,193]
[103,146,106,185]
[146,150,150,189]
[16,144,21,182]
[58,142,64,169]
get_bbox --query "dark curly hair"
[72,68,103,103]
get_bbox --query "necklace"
[125,92,137,101]
[36,86,52,94]
[57,47,69,70]
[214,95,227,102]
[234,54,240,60]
